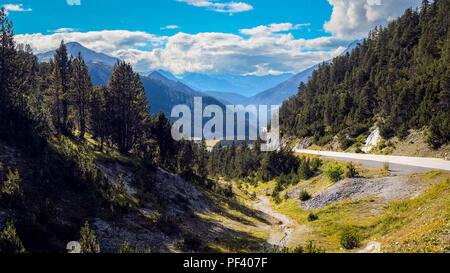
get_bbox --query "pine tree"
[70,53,92,139]
[0,221,26,253]
[195,139,208,181]
[79,221,100,253]
[177,140,193,175]
[148,111,175,168]
[107,61,150,154]
[1,168,21,197]
[90,85,108,150]
[52,41,71,133]
[0,8,14,118]
[118,239,134,253]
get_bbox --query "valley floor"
[208,155,450,253]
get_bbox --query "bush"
[340,228,360,250]
[339,135,355,150]
[1,168,22,197]
[383,162,390,171]
[118,239,134,253]
[307,213,318,222]
[223,184,234,198]
[345,162,359,178]
[79,221,100,253]
[273,193,282,204]
[304,241,325,253]
[0,221,26,253]
[175,234,206,252]
[299,190,311,201]
[324,163,344,183]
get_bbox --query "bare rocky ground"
[391,130,450,159]
[301,176,423,210]
[92,163,215,252]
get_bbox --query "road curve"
[293,149,450,172]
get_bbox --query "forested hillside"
[0,8,218,253]
[279,0,449,149]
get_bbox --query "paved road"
[293,149,450,174]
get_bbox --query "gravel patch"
[301,176,421,210]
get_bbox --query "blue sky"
[3,0,421,75]
[5,0,332,40]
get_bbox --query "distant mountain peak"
[37,41,118,67]
[239,39,363,106]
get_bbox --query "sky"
[2,0,421,75]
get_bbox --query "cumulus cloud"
[176,0,253,14]
[15,24,349,75]
[240,23,310,37]
[160,25,181,30]
[2,4,32,15]
[67,0,81,5]
[324,0,421,39]
[49,28,78,33]
[15,30,167,54]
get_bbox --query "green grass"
[266,170,450,252]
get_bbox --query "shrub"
[339,135,355,150]
[292,245,304,253]
[79,221,100,253]
[324,163,344,183]
[175,234,206,252]
[383,162,390,171]
[340,228,360,250]
[0,221,26,253]
[308,213,318,222]
[223,184,234,198]
[1,168,22,197]
[273,193,282,204]
[118,239,134,253]
[297,157,322,180]
[345,162,359,178]
[299,190,311,201]
[304,241,325,253]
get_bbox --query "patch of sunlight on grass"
[375,177,450,252]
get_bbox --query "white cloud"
[15,25,350,75]
[49,28,78,33]
[176,0,253,14]
[15,30,167,54]
[2,4,32,15]
[67,0,81,6]
[240,23,310,37]
[160,25,181,30]
[324,0,421,39]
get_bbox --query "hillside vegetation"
[280,0,449,149]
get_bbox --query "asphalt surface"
[293,150,450,175]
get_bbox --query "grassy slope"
[230,154,449,253]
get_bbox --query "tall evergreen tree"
[195,139,208,181]
[70,53,92,139]
[0,221,26,253]
[52,41,71,133]
[79,221,100,253]
[90,85,108,150]
[107,61,150,154]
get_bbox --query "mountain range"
[37,43,225,117]
[36,40,361,116]
[237,40,363,106]
[178,72,294,97]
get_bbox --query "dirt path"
[253,196,298,248]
